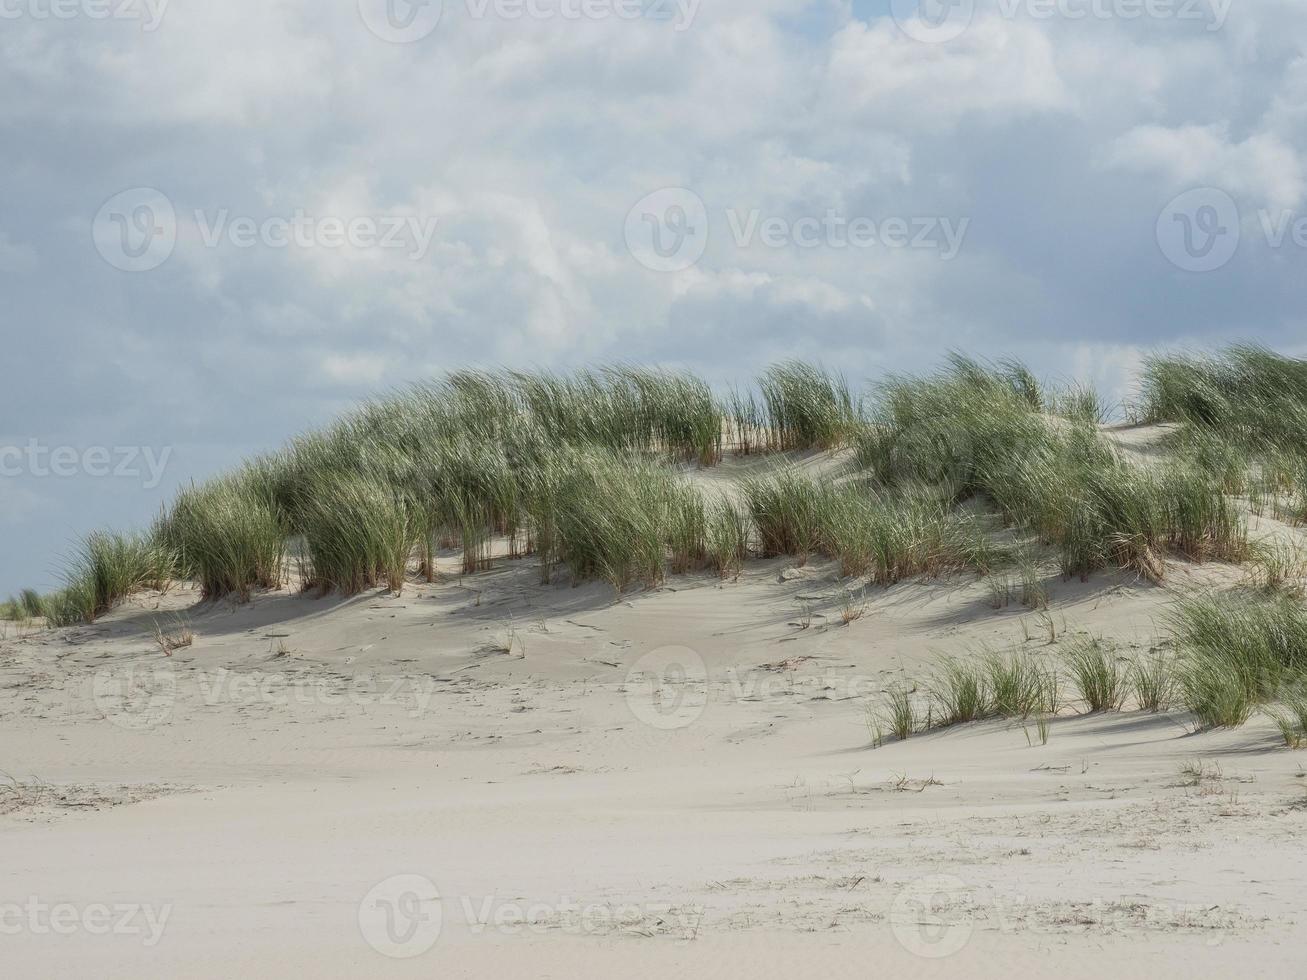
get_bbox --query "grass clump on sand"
[1064,636,1128,713]
[548,451,680,591]
[1131,650,1178,712]
[297,471,420,595]
[1138,345,1307,451]
[704,496,750,579]
[759,361,859,452]
[1168,592,1307,728]
[157,474,286,601]
[42,531,174,625]
[924,650,1056,727]
[740,469,1002,582]
[859,354,1246,583]
[869,684,920,744]
[0,589,45,622]
[926,657,991,726]
[740,469,835,563]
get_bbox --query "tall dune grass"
[759,361,858,452]
[18,351,1289,622]
[297,472,419,595]
[157,474,286,600]
[860,355,1244,582]
[1168,592,1307,728]
[40,531,174,625]
[1140,345,1307,455]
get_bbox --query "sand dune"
[4,500,1306,976]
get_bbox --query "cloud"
[4,2,1307,591]
[1106,124,1305,209]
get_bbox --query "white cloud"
[5,0,1307,592]
[1106,124,1305,209]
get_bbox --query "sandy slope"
[4,435,1307,977]
[4,559,1307,977]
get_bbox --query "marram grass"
[11,351,1293,625]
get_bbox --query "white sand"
[4,437,1306,977]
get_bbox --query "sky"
[3,0,1307,596]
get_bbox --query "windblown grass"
[1168,592,1307,728]
[43,531,174,625]
[1139,345,1307,452]
[759,361,858,452]
[549,451,678,591]
[298,472,419,595]
[1131,650,1177,712]
[21,349,1290,624]
[0,589,44,622]
[704,496,749,579]
[157,474,285,600]
[984,649,1058,719]
[860,355,1246,583]
[1064,636,1128,713]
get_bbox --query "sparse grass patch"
[1064,636,1129,713]
[1269,685,1307,748]
[298,471,419,595]
[840,587,867,625]
[158,474,285,600]
[152,616,194,657]
[984,648,1058,719]
[927,657,990,726]
[1168,592,1307,727]
[759,361,857,451]
[1131,649,1177,712]
[873,685,919,743]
